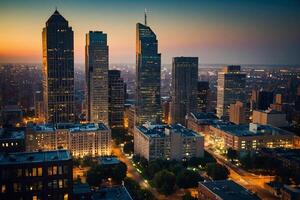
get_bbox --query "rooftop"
[0,128,25,140]
[212,123,293,137]
[0,150,71,165]
[69,123,108,132]
[98,156,120,165]
[200,180,259,200]
[137,124,201,138]
[92,186,133,200]
[27,123,109,132]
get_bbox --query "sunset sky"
[0,0,300,65]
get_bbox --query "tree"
[123,141,134,154]
[124,178,155,200]
[153,170,176,195]
[111,162,127,183]
[227,148,237,161]
[82,155,96,167]
[86,165,105,187]
[206,163,229,180]
[176,169,203,188]
[145,161,162,179]
[182,192,197,200]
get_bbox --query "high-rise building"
[34,91,44,122]
[108,70,125,128]
[42,10,75,123]
[216,65,246,119]
[197,81,209,112]
[85,31,109,125]
[136,14,162,125]
[171,57,198,125]
[257,91,274,110]
[229,101,248,125]
[162,97,171,124]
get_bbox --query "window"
[17,169,22,177]
[38,167,42,176]
[59,179,63,188]
[48,167,52,175]
[1,185,6,193]
[32,168,37,176]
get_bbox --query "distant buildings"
[42,10,75,123]
[254,90,274,110]
[171,57,198,125]
[108,70,125,128]
[208,123,295,151]
[187,112,220,134]
[162,97,171,124]
[198,180,259,200]
[134,124,204,161]
[216,66,246,119]
[34,91,44,122]
[252,109,288,127]
[229,101,249,125]
[136,18,162,125]
[124,104,135,135]
[197,81,209,112]
[0,105,23,127]
[0,127,25,153]
[85,31,109,125]
[26,123,111,157]
[0,150,73,199]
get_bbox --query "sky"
[0,0,300,65]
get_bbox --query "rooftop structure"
[0,128,25,152]
[98,156,120,165]
[198,180,259,200]
[92,186,133,200]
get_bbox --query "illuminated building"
[229,101,249,125]
[0,128,25,153]
[85,31,109,125]
[252,109,288,127]
[197,81,209,112]
[216,65,246,119]
[124,104,135,135]
[26,123,111,157]
[171,57,198,125]
[136,13,162,125]
[108,70,125,128]
[208,123,295,152]
[42,10,75,123]
[134,124,204,161]
[0,150,73,200]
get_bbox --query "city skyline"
[1,0,300,65]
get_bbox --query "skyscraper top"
[46,9,68,26]
[144,8,147,26]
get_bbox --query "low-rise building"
[252,109,288,127]
[208,123,295,151]
[198,180,259,200]
[134,124,204,161]
[187,112,223,134]
[26,123,111,157]
[0,150,73,200]
[229,101,249,125]
[0,127,25,153]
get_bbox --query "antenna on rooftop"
[144,8,147,26]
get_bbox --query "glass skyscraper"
[136,20,162,125]
[216,65,246,119]
[42,10,75,123]
[85,31,109,125]
[171,57,198,125]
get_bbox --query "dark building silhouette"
[171,57,198,125]
[197,81,209,112]
[136,14,162,125]
[0,150,73,199]
[42,10,75,123]
[257,91,274,110]
[85,31,109,124]
[108,70,125,128]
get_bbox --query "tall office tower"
[42,10,75,123]
[229,101,248,125]
[257,91,274,110]
[197,81,209,112]
[85,31,109,124]
[136,14,162,125]
[216,65,246,119]
[171,57,198,125]
[108,70,125,128]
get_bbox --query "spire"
[144,8,147,26]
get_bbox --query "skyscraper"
[85,31,109,124]
[257,90,274,110]
[216,65,246,119]
[136,14,162,125]
[197,81,209,112]
[171,57,198,125]
[108,70,125,128]
[42,10,75,123]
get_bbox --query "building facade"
[108,70,125,128]
[229,101,249,125]
[136,20,162,125]
[42,10,75,123]
[252,109,288,127]
[134,124,204,161]
[197,81,209,113]
[216,65,246,119]
[85,31,109,125]
[0,150,73,200]
[26,123,111,157]
[171,57,198,125]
